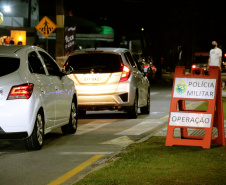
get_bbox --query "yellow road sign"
[36,16,57,38]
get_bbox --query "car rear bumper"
[0,99,36,137]
[0,127,28,139]
[78,92,132,107]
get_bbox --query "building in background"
[0,0,39,45]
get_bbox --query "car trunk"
[65,52,123,95]
[68,72,122,94]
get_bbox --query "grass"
[74,97,226,185]
[75,137,226,185]
[195,97,226,118]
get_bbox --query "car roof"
[69,47,129,55]
[0,45,47,59]
[0,45,28,53]
[0,45,43,54]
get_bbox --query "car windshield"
[0,57,20,77]
[65,53,123,73]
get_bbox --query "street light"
[3,5,11,13]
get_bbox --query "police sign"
[173,77,216,99]
[166,66,225,148]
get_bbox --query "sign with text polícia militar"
[169,112,212,128]
[173,78,216,99]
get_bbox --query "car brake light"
[7,83,34,100]
[152,66,157,71]
[120,65,130,82]
[192,64,197,69]
[144,65,150,68]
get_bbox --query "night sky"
[40,0,226,66]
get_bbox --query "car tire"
[61,99,78,134]
[25,111,44,150]
[127,93,138,119]
[140,91,150,114]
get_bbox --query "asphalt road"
[1,71,225,185]
[0,78,173,185]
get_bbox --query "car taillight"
[120,65,130,82]
[192,64,197,69]
[7,83,34,100]
[144,65,150,68]
[152,66,157,71]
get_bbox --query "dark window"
[65,53,123,73]
[193,56,209,64]
[28,51,45,74]
[0,57,20,77]
[124,52,137,69]
[132,54,142,72]
[39,51,60,76]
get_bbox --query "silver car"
[0,45,78,150]
[65,48,150,118]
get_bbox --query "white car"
[0,45,78,150]
[65,47,150,118]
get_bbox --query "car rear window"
[65,53,123,73]
[0,57,20,77]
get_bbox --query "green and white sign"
[173,78,216,99]
[169,112,212,128]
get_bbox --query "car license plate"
[83,75,102,83]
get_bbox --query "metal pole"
[46,38,48,52]
[28,0,31,27]
[56,0,65,57]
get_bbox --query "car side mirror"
[64,66,74,75]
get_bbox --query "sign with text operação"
[35,16,57,38]
[169,112,212,128]
[173,77,216,99]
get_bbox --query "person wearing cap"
[208,40,225,89]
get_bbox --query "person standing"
[208,40,224,89]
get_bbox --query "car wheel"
[140,91,150,114]
[25,112,44,150]
[127,93,138,119]
[61,99,78,134]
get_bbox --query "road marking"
[160,115,169,120]
[165,94,172,97]
[75,120,116,135]
[150,92,158,96]
[150,112,165,114]
[47,155,104,185]
[59,152,113,155]
[101,136,134,147]
[115,119,164,135]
